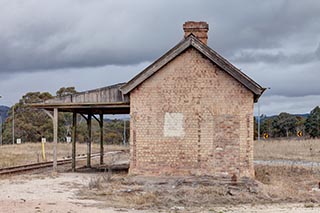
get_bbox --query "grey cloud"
[1,0,320,116]
[0,0,176,72]
[238,60,320,98]
[316,43,320,58]
[212,1,320,56]
[1,0,320,73]
[257,95,320,116]
[231,48,320,64]
[0,63,147,106]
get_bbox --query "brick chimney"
[183,21,209,44]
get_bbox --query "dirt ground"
[2,140,320,212]
[0,172,152,213]
[0,173,320,213]
[1,166,320,213]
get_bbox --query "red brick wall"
[129,47,254,178]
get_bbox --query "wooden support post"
[53,108,58,172]
[99,113,104,165]
[72,112,77,172]
[87,114,92,168]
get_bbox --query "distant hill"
[0,105,9,122]
[255,113,310,122]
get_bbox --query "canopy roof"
[31,83,129,114]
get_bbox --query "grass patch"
[0,142,128,168]
[254,138,320,162]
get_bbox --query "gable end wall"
[129,47,254,178]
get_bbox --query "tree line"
[1,87,129,145]
[255,106,320,139]
[2,86,320,143]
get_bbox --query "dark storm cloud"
[1,0,320,73]
[1,0,320,115]
[0,1,164,72]
[211,1,320,54]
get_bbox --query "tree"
[56,87,78,141]
[1,87,130,144]
[103,119,130,144]
[56,87,77,97]
[272,112,298,137]
[295,115,306,133]
[260,116,274,137]
[256,112,305,139]
[2,92,53,143]
[305,106,320,138]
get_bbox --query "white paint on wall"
[164,113,184,137]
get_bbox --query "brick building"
[120,21,265,178]
[35,21,265,178]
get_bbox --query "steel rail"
[0,151,122,175]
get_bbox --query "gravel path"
[0,172,150,213]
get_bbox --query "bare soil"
[75,164,320,212]
[1,166,320,213]
[0,172,152,213]
[2,140,320,212]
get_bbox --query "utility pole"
[257,101,260,141]
[53,108,58,172]
[12,105,15,144]
[0,95,2,145]
[257,87,270,141]
[0,113,2,146]
[123,119,126,145]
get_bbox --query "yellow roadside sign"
[263,133,269,139]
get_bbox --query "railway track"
[0,151,122,175]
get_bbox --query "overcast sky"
[0,0,319,116]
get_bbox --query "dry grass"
[3,138,320,210]
[254,138,320,162]
[255,164,320,203]
[76,138,320,210]
[0,142,128,168]
[80,174,265,210]
[3,138,318,168]
[78,164,320,211]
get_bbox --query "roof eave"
[121,34,265,100]
[120,38,192,95]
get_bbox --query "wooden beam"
[42,109,53,119]
[53,108,58,172]
[72,112,77,172]
[31,102,130,108]
[99,113,104,165]
[92,114,99,123]
[87,114,92,168]
[80,113,88,121]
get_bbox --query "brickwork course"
[121,21,265,178]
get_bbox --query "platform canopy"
[30,82,130,172]
[31,83,130,114]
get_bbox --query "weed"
[304,203,314,208]
[88,176,103,190]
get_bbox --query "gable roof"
[120,34,265,102]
